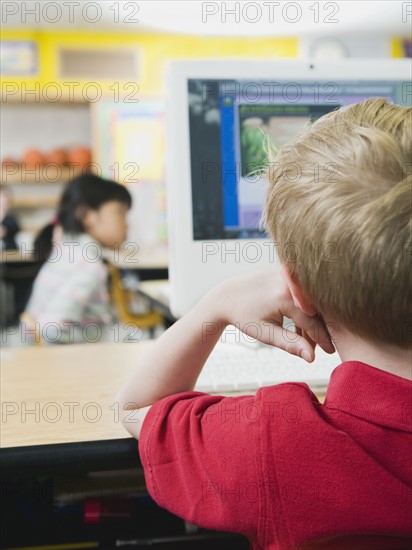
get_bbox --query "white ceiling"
[2,0,411,37]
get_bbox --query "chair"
[19,311,42,346]
[107,263,164,337]
[0,259,42,324]
[296,532,412,550]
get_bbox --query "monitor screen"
[188,79,408,241]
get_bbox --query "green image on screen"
[239,104,312,177]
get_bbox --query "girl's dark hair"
[34,173,132,262]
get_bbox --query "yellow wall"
[1,30,298,96]
[1,31,406,97]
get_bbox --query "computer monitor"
[166,59,411,317]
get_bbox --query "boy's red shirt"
[138,361,412,550]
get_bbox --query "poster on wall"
[92,99,167,247]
[0,41,38,75]
[92,99,165,182]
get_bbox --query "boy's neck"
[326,319,412,381]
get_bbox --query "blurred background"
[0,0,411,331]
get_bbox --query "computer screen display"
[188,79,408,241]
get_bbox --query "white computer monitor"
[165,59,411,317]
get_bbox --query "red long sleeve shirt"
[138,361,412,549]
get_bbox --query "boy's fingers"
[302,329,317,351]
[262,325,316,362]
[296,328,316,353]
[287,308,335,354]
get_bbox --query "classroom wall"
[299,35,396,58]
[1,29,298,95]
[0,30,297,248]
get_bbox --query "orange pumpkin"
[22,148,45,169]
[46,148,67,166]
[67,147,92,170]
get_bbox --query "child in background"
[117,98,412,549]
[26,173,131,344]
[0,185,20,250]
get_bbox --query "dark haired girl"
[26,174,132,344]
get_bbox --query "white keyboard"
[195,342,339,393]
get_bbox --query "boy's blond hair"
[263,98,411,348]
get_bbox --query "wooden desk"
[1,341,326,448]
[1,342,252,547]
[0,342,151,475]
[0,250,35,263]
[0,341,249,476]
[104,246,168,270]
[0,342,149,449]
[0,340,247,450]
[1,341,325,475]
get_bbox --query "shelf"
[0,94,90,105]
[20,225,42,234]
[13,198,58,209]
[1,167,83,185]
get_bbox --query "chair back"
[107,263,163,331]
[19,311,42,346]
[1,259,43,322]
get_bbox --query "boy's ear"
[280,264,317,316]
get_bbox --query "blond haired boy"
[118,98,412,549]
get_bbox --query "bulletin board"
[92,98,165,183]
[0,40,38,75]
[92,98,167,246]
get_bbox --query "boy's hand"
[208,268,335,362]
[118,266,337,418]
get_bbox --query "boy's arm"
[116,291,227,435]
[117,267,335,438]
